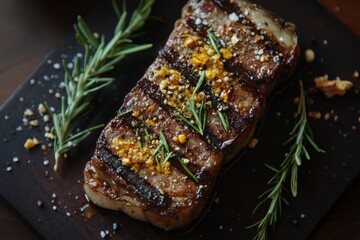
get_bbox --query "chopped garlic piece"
[24,138,40,150]
[314,75,353,98]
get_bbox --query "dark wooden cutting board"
[0,0,359,239]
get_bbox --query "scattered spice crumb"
[324,113,330,121]
[353,125,357,131]
[41,144,47,151]
[30,79,36,85]
[43,115,50,123]
[45,132,55,140]
[354,70,359,78]
[308,111,321,119]
[24,138,40,150]
[248,138,259,149]
[29,120,39,127]
[314,75,353,98]
[55,92,61,98]
[38,103,47,116]
[305,49,315,63]
[293,97,299,104]
[24,108,34,117]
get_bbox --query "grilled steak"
[84,0,299,230]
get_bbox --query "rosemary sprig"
[50,0,155,171]
[217,110,230,131]
[249,81,325,240]
[207,30,220,55]
[149,131,198,182]
[177,71,207,135]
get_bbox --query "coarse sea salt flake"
[53,63,61,69]
[229,12,239,22]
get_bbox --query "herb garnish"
[49,0,155,171]
[177,71,207,135]
[207,30,220,55]
[117,109,133,117]
[217,110,230,131]
[249,81,325,240]
[149,131,197,182]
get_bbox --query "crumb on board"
[24,138,40,150]
[248,138,259,149]
[308,111,321,119]
[354,70,359,78]
[305,49,315,63]
[314,75,353,98]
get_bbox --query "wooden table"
[0,0,359,239]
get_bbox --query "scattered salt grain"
[6,165,12,172]
[229,12,239,22]
[195,18,202,25]
[112,223,118,230]
[53,63,61,70]
[100,231,106,238]
[43,159,50,166]
[37,200,43,207]
[13,157,19,163]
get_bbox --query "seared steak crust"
[84,0,299,230]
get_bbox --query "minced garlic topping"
[112,137,171,175]
[155,66,208,116]
[186,35,234,104]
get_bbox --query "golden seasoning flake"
[314,75,353,98]
[308,111,322,119]
[178,134,187,144]
[248,138,259,149]
[220,48,233,59]
[132,111,140,117]
[24,138,40,150]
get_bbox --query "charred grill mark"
[95,146,172,208]
[183,15,267,90]
[137,77,223,150]
[159,45,257,124]
[210,0,283,55]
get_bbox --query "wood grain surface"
[0,0,359,239]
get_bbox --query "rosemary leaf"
[178,158,198,182]
[207,30,220,55]
[50,0,156,171]
[177,71,207,135]
[117,109,133,117]
[249,80,325,240]
[217,110,230,131]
